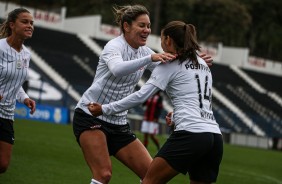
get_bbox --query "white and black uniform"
[76,34,157,125]
[0,38,30,120]
[102,57,221,134]
[102,57,223,182]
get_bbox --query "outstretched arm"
[107,53,176,77]
[88,84,160,117]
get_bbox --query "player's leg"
[150,134,160,150]
[115,139,152,179]
[149,122,160,150]
[141,121,150,148]
[142,157,178,184]
[73,109,112,183]
[0,141,12,174]
[79,130,112,184]
[143,133,149,148]
[0,118,14,174]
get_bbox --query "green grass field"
[0,119,282,184]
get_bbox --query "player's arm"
[16,87,29,103]
[88,84,160,117]
[105,47,175,77]
[107,54,175,77]
[16,87,36,114]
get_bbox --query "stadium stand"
[24,27,100,95]
[211,63,282,137]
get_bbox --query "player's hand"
[23,98,36,114]
[88,102,103,117]
[151,52,176,63]
[199,53,213,67]
[165,112,174,127]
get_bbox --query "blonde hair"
[113,4,149,33]
[0,8,30,38]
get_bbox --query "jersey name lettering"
[185,62,210,72]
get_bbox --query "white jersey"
[103,57,221,134]
[76,34,157,125]
[0,38,30,120]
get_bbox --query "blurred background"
[1,0,282,150]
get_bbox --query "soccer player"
[88,21,223,184]
[141,90,163,151]
[72,5,213,184]
[0,8,36,174]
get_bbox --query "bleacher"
[25,27,100,94]
[211,63,282,137]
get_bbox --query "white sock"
[140,179,142,183]
[90,178,103,184]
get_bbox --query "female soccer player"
[88,20,223,184]
[73,4,213,184]
[0,8,36,174]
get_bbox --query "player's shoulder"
[0,38,7,47]
[105,35,125,49]
[0,38,8,53]
[22,44,31,54]
[197,56,208,66]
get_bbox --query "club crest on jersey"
[16,59,22,69]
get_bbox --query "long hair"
[0,8,30,38]
[113,4,149,34]
[161,21,201,64]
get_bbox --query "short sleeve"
[146,63,174,90]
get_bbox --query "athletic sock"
[90,178,103,184]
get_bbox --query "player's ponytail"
[162,21,200,64]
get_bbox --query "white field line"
[221,169,282,184]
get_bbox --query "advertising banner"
[15,103,69,124]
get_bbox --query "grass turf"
[0,119,282,184]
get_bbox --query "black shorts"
[156,130,223,183]
[0,117,14,145]
[72,108,137,156]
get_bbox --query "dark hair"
[0,8,30,38]
[161,21,201,64]
[113,4,149,33]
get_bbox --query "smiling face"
[123,14,151,49]
[10,12,34,40]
